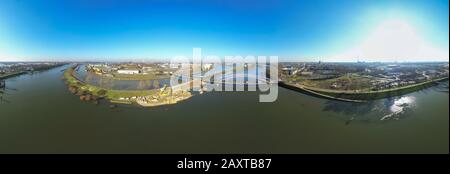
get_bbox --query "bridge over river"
[171,63,278,92]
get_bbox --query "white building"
[117,69,140,74]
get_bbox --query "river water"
[0,65,448,153]
[73,65,171,90]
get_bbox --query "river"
[0,65,448,153]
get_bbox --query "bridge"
[0,80,5,89]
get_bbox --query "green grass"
[300,74,373,92]
[0,71,26,79]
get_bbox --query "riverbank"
[0,72,27,80]
[279,82,366,102]
[1,63,66,80]
[280,76,449,102]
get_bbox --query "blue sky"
[0,0,448,61]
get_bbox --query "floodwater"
[0,65,448,153]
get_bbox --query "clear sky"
[0,0,448,62]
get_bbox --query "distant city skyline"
[0,0,449,62]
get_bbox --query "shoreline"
[64,64,158,101]
[279,82,366,103]
[280,76,449,102]
[0,72,27,80]
[0,64,66,80]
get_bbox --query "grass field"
[0,71,26,79]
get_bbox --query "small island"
[62,64,192,107]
